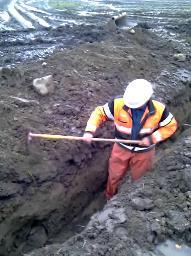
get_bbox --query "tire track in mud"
[6,0,52,29]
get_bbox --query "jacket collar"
[147,99,155,115]
[123,99,156,116]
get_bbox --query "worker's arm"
[85,100,114,134]
[151,107,178,144]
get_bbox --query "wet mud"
[27,130,191,256]
[0,24,191,256]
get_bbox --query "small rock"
[131,197,154,210]
[33,75,54,96]
[167,210,190,232]
[129,29,135,34]
[186,191,191,199]
[150,52,156,58]
[42,62,47,66]
[173,53,186,62]
[126,55,135,63]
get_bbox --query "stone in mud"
[131,197,154,211]
[167,210,190,233]
[32,75,54,96]
[126,55,136,63]
[89,206,127,232]
[129,29,136,34]
[173,53,186,62]
[186,191,191,199]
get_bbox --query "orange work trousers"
[106,143,155,199]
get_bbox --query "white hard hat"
[123,79,153,108]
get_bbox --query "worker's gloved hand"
[83,132,93,144]
[139,136,153,146]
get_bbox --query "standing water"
[153,240,191,256]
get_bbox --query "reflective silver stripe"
[115,123,131,134]
[85,124,97,132]
[140,128,153,134]
[116,125,153,135]
[159,113,173,127]
[119,143,154,151]
[152,130,162,142]
[103,103,114,120]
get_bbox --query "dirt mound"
[0,25,191,255]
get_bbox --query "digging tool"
[183,124,191,127]
[28,132,142,145]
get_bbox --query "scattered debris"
[9,96,39,107]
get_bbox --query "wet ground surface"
[0,22,191,255]
[0,1,191,256]
[26,130,191,256]
[0,0,191,65]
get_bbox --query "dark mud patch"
[0,24,108,65]
[0,25,191,256]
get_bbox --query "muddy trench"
[1,79,190,256]
[0,25,191,256]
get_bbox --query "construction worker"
[83,79,178,199]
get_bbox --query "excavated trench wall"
[4,76,191,256]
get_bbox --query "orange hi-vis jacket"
[85,97,178,152]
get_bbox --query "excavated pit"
[0,25,191,256]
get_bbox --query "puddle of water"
[154,240,191,256]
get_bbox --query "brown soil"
[0,25,191,255]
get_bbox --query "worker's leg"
[106,143,131,199]
[130,149,155,181]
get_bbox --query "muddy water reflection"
[154,240,191,256]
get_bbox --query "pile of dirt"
[0,24,191,255]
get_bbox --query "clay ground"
[0,24,191,255]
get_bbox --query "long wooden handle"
[28,132,141,145]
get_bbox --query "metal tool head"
[27,131,33,144]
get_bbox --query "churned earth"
[0,21,191,256]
